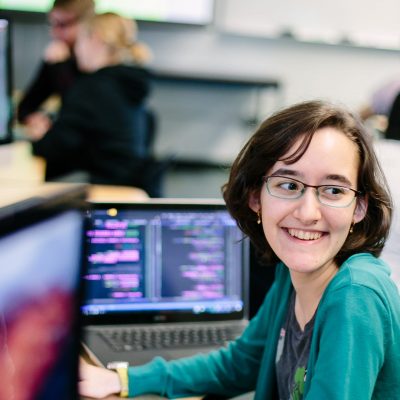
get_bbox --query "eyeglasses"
[48,17,79,29]
[262,175,362,208]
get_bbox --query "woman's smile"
[285,227,325,241]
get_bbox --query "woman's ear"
[353,196,368,223]
[248,190,261,213]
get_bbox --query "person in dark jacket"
[17,0,95,139]
[30,12,157,193]
[384,90,400,140]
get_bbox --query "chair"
[131,106,173,198]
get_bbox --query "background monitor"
[0,0,215,25]
[0,16,12,144]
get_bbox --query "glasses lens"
[317,186,356,207]
[49,18,77,29]
[266,176,303,199]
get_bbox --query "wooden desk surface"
[0,141,149,201]
[0,141,45,183]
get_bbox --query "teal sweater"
[129,253,400,399]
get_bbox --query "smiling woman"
[78,101,400,400]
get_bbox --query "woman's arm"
[129,266,291,399]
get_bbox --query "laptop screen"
[0,206,84,400]
[81,201,248,324]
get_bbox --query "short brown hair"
[52,0,95,20]
[223,100,393,265]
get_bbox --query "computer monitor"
[0,187,86,400]
[0,1,215,26]
[0,16,12,144]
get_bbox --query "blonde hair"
[83,12,152,66]
[52,0,95,20]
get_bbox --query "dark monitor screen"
[0,204,84,400]
[0,16,12,144]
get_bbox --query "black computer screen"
[0,207,83,400]
[0,16,12,144]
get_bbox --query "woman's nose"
[292,188,322,224]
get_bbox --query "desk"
[0,140,45,183]
[0,141,149,201]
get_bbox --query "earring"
[349,222,354,234]
[256,210,261,225]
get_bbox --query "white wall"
[138,0,400,111]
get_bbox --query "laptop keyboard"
[98,325,236,352]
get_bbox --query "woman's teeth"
[287,229,322,240]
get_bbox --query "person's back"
[37,64,151,184]
[30,13,158,194]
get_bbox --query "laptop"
[0,183,87,400]
[81,199,249,367]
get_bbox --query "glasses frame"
[48,17,79,29]
[262,175,363,208]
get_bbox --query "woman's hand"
[44,40,71,63]
[79,360,122,399]
[23,112,52,141]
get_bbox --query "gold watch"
[107,361,129,398]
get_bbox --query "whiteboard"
[217,0,400,50]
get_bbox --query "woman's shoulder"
[323,253,400,312]
[333,253,393,288]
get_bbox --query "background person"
[383,90,400,140]
[79,100,400,399]
[28,13,160,195]
[17,0,95,140]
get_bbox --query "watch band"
[107,361,129,398]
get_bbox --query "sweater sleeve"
[128,309,269,398]
[31,85,88,163]
[18,59,79,122]
[128,264,291,398]
[18,62,55,122]
[305,284,389,400]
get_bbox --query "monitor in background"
[1,0,215,25]
[0,199,84,400]
[0,16,12,144]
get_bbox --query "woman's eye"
[280,181,299,191]
[323,186,346,196]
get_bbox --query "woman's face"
[74,29,99,72]
[75,29,111,72]
[249,127,366,277]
